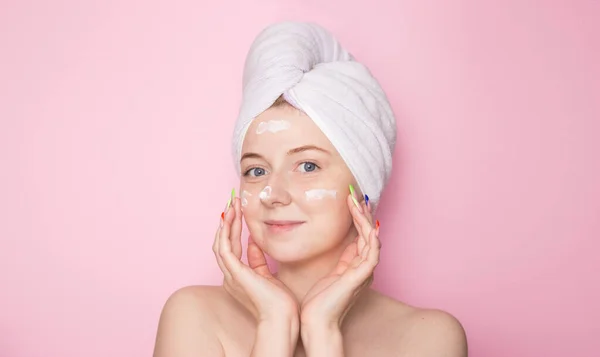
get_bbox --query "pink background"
[1,0,598,356]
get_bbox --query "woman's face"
[240,105,359,263]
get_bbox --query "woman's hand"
[212,193,299,324]
[300,186,381,331]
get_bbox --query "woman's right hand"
[212,194,299,323]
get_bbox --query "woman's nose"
[259,175,292,207]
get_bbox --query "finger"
[213,212,232,280]
[333,241,358,276]
[352,234,367,261]
[364,194,371,213]
[221,243,262,292]
[219,228,274,306]
[348,240,368,269]
[347,194,375,251]
[347,229,380,285]
[362,194,373,226]
[361,220,380,260]
[247,236,272,278]
[362,228,381,272]
[375,219,381,248]
[370,224,381,261]
[230,197,243,259]
[347,195,366,253]
[219,206,247,277]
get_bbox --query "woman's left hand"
[300,187,381,331]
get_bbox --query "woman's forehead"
[242,107,334,153]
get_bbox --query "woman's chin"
[250,228,331,264]
[263,242,314,264]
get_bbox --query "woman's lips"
[264,220,305,233]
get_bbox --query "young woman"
[153,21,467,357]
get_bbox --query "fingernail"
[220,212,224,227]
[375,220,380,235]
[349,184,361,210]
[364,194,369,207]
[226,188,236,212]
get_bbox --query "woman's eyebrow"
[286,145,330,155]
[240,145,330,162]
[240,152,264,161]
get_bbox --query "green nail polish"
[226,188,235,211]
[349,184,360,209]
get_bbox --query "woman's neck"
[274,229,357,302]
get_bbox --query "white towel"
[231,21,397,210]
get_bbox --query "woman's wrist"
[258,305,299,325]
[259,314,299,338]
[251,316,300,357]
[300,322,344,357]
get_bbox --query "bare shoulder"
[361,290,468,357]
[160,284,231,311]
[153,285,230,357]
[402,307,468,356]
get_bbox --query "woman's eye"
[245,167,267,177]
[298,162,319,173]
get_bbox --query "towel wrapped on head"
[231,21,397,210]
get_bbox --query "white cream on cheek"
[256,120,291,134]
[305,189,337,201]
[259,186,272,200]
[241,190,252,207]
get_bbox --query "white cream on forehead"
[305,189,337,201]
[256,119,291,134]
[259,186,272,200]
[241,190,252,207]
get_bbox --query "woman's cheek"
[297,186,339,211]
[240,188,264,243]
[303,188,337,201]
[240,189,253,208]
